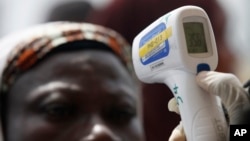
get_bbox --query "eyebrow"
[28,81,81,101]
[110,84,138,105]
[27,81,138,106]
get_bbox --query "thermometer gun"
[132,6,228,141]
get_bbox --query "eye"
[105,106,136,125]
[40,103,75,121]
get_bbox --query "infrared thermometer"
[132,6,228,141]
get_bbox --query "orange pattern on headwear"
[63,29,84,41]
[16,48,38,70]
[1,22,133,94]
[109,37,122,55]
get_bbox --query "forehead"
[9,49,139,99]
[37,49,132,82]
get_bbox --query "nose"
[82,124,121,141]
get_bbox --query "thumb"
[168,97,180,114]
[169,121,186,141]
[196,71,248,108]
[196,71,242,93]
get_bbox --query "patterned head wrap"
[0,22,133,94]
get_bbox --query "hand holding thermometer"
[132,6,228,141]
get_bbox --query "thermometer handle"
[164,70,228,141]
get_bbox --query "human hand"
[167,71,250,141]
[168,98,186,141]
[196,71,250,124]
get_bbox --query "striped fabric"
[0,21,133,93]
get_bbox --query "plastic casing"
[132,6,228,141]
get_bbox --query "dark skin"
[4,49,144,141]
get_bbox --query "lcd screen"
[184,22,208,53]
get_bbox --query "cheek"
[19,116,69,141]
[20,116,91,141]
[122,118,145,141]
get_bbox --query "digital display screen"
[183,22,208,53]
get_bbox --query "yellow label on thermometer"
[139,26,172,58]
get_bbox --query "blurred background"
[216,0,250,83]
[0,0,249,140]
[0,0,249,82]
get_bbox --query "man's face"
[5,49,144,141]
